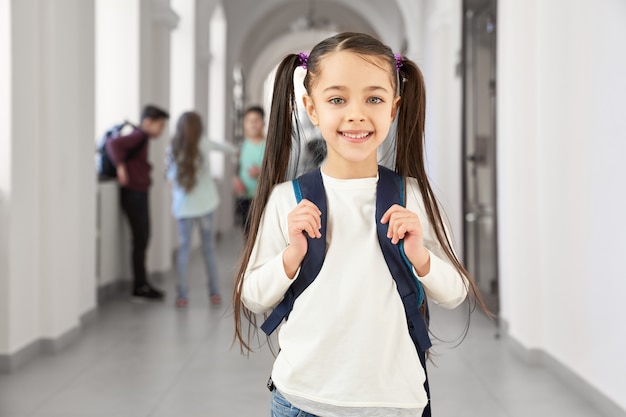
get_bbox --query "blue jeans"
[176,212,219,299]
[271,390,318,417]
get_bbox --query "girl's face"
[303,51,400,178]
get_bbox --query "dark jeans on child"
[120,188,150,289]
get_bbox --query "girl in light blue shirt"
[167,111,236,308]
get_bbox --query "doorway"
[462,0,499,315]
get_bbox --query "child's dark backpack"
[97,121,145,180]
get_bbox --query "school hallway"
[2,0,626,416]
[0,229,605,417]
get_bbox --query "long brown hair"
[233,32,490,352]
[170,111,203,192]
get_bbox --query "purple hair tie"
[298,52,309,69]
[394,53,403,71]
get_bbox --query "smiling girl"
[233,32,487,417]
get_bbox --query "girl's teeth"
[343,132,369,139]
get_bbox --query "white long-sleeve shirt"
[242,170,467,417]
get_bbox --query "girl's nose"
[346,103,366,122]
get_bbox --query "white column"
[38,0,97,341]
[75,0,98,322]
[95,0,141,287]
[421,0,464,251]
[2,0,43,358]
[0,0,9,194]
[95,0,141,133]
[208,4,226,176]
[169,0,196,248]
[0,0,12,355]
[0,0,96,363]
[497,0,544,350]
[208,3,233,235]
[396,0,426,59]
[194,0,216,122]
[171,0,195,121]
[140,0,179,274]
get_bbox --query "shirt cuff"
[414,249,468,308]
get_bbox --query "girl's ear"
[302,94,319,126]
[391,96,401,120]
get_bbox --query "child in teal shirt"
[233,106,266,236]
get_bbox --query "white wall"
[498,0,626,410]
[0,0,97,358]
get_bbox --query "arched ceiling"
[222,0,411,104]
[237,0,384,72]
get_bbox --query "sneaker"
[210,294,222,305]
[175,297,188,308]
[131,284,165,302]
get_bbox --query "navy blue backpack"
[261,165,433,416]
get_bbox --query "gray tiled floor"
[0,229,606,416]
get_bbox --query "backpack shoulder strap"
[375,166,431,353]
[376,166,432,417]
[260,168,327,336]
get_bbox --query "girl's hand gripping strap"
[260,169,327,336]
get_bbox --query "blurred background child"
[232,106,266,237]
[167,111,236,308]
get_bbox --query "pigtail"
[395,60,426,179]
[233,54,302,353]
[395,59,491,319]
